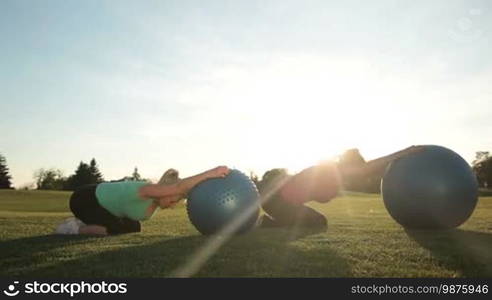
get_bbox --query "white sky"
[1,0,491,187]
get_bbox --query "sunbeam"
[170,164,344,277]
[169,175,292,277]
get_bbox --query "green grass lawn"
[0,189,491,277]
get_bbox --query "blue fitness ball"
[187,169,260,235]
[382,145,478,229]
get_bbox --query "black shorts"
[69,184,141,235]
[262,192,327,228]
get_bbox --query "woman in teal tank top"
[55,166,230,236]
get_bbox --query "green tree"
[65,162,91,190]
[34,168,66,190]
[131,167,142,181]
[89,158,104,183]
[65,159,104,190]
[472,151,492,188]
[0,154,13,189]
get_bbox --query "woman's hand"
[157,194,183,209]
[166,166,231,197]
[207,166,230,179]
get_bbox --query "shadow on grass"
[2,227,350,278]
[405,228,492,277]
[0,234,96,276]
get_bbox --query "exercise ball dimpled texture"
[187,169,260,235]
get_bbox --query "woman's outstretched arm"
[339,146,425,179]
[138,166,230,200]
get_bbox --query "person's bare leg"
[78,225,108,236]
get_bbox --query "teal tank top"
[95,181,154,221]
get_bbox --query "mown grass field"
[0,189,491,277]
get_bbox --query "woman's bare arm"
[176,166,229,194]
[138,166,230,200]
[340,146,425,179]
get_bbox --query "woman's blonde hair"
[158,168,181,185]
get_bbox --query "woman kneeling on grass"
[54,166,230,236]
[259,146,425,229]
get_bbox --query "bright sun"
[184,55,412,176]
[240,67,404,173]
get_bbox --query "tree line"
[34,159,104,190]
[0,154,145,191]
[0,150,492,192]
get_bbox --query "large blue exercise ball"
[187,169,260,235]
[381,145,478,229]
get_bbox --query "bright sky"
[1,0,491,188]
